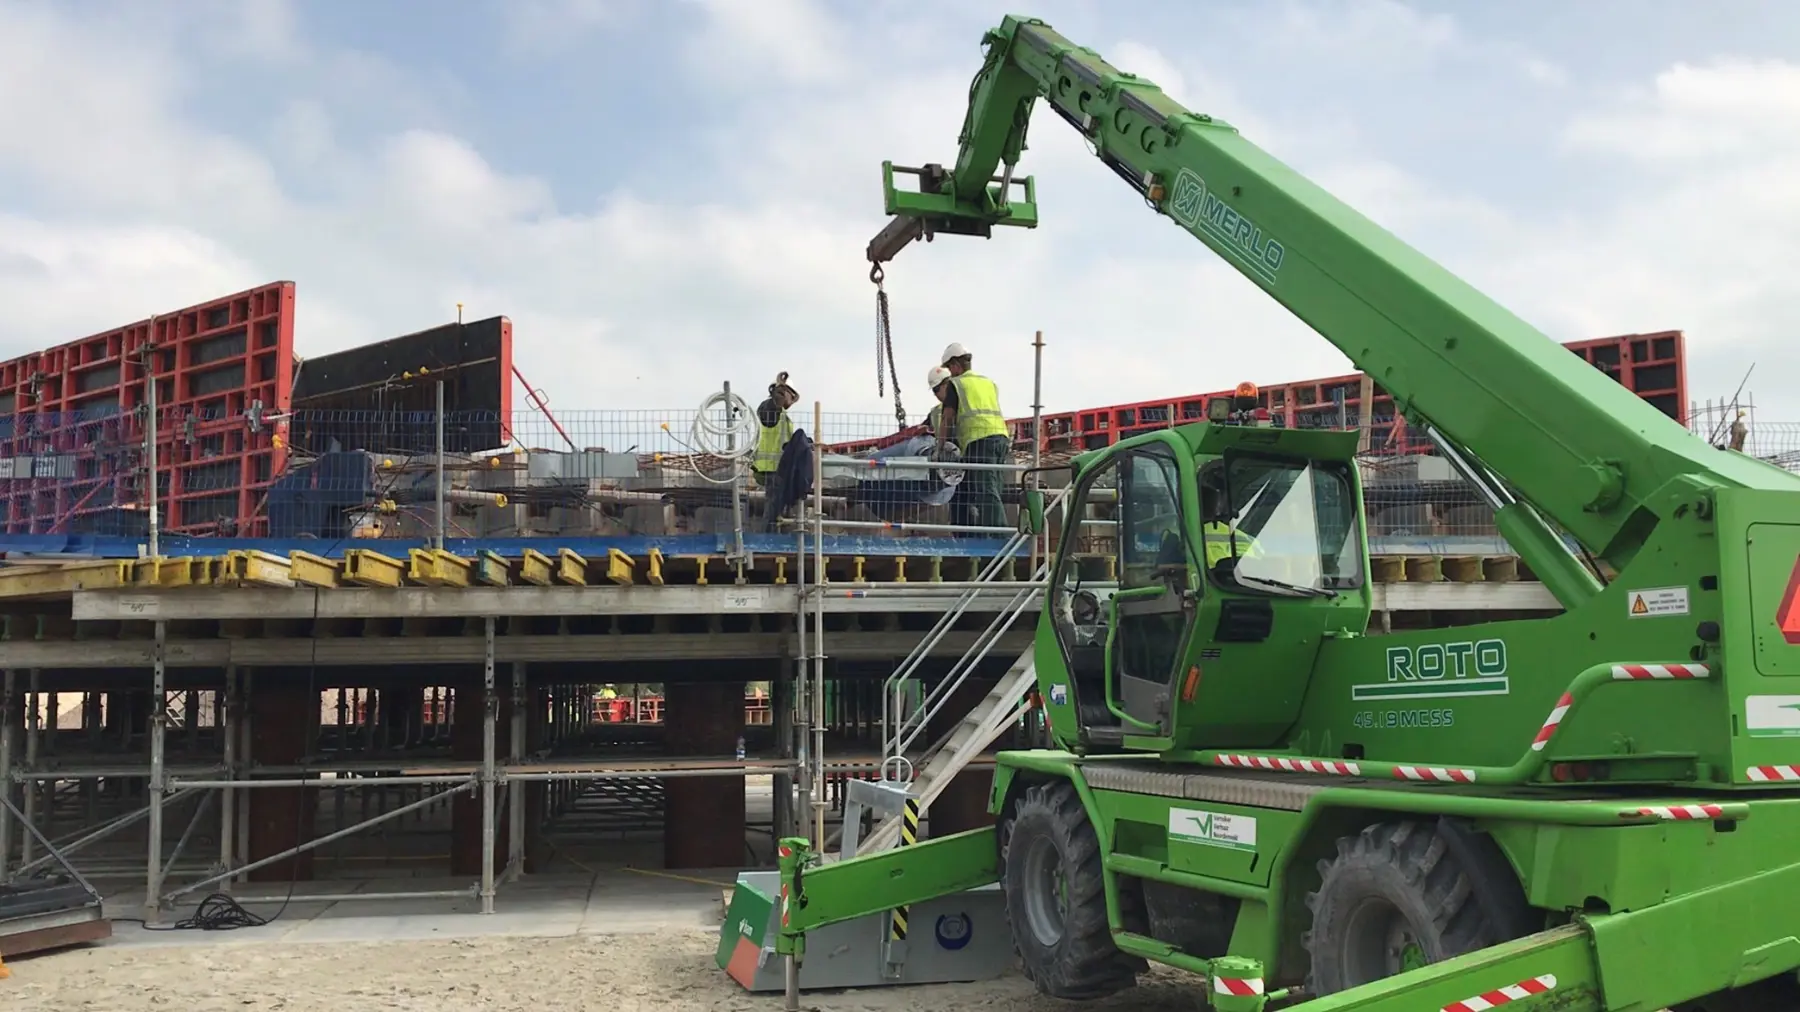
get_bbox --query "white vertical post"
[145,317,160,559]
[435,379,447,551]
[220,665,238,893]
[810,401,826,848]
[480,616,497,913]
[144,624,166,922]
[0,669,14,877]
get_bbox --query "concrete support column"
[246,677,320,882]
[924,672,1000,839]
[663,679,745,869]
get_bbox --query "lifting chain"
[871,263,907,431]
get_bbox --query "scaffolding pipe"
[877,516,1052,751]
[236,668,252,886]
[793,524,809,843]
[164,780,475,901]
[7,788,202,881]
[507,661,526,882]
[819,455,1026,472]
[893,569,1045,758]
[161,791,215,883]
[0,669,13,878]
[502,766,800,782]
[21,670,38,867]
[1031,329,1045,573]
[232,887,479,904]
[220,665,237,893]
[435,378,447,551]
[811,401,826,849]
[145,624,166,923]
[0,793,99,898]
[9,766,226,782]
[481,615,497,914]
[145,320,161,560]
[167,775,478,789]
[806,517,1017,535]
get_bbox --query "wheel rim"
[1341,898,1428,982]
[1020,833,1068,947]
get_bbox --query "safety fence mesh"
[0,401,1790,544]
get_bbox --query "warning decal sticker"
[1626,587,1690,618]
[1778,557,1800,646]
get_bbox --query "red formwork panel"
[0,282,297,536]
[1006,331,1689,458]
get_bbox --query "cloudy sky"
[2,0,1796,440]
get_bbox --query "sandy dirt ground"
[2,929,1208,1012]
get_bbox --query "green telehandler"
[744,15,1800,1010]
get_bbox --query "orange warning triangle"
[1631,595,1648,615]
[1778,557,1800,645]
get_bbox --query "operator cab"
[1031,385,1369,753]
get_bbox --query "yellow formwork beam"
[133,556,202,589]
[288,552,341,589]
[606,548,634,586]
[0,559,137,600]
[646,548,665,586]
[342,549,406,588]
[408,548,473,587]
[222,550,294,588]
[476,551,510,587]
[557,548,588,586]
[519,549,554,587]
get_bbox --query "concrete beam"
[70,580,1560,622]
[0,630,1035,669]
[70,585,1032,621]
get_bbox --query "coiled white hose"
[686,389,759,484]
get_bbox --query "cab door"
[1109,446,1199,737]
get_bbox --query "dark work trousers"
[949,435,1010,535]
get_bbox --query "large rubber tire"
[1304,819,1534,997]
[999,780,1144,1000]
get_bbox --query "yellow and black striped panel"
[889,797,923,941]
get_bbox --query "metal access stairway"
[854,496,1066,856]
[857,649,1039,855]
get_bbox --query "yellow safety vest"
[950,372,1008,448]
[754,411,794,473]
[1201,522,1256,569]
[927,404,943,434]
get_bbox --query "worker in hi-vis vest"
[932,343,1010,532]
[753,372,799,486]
[923,365,949,437]
[1199,478,1259,571]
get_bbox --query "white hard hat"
[940,342,970,365]
[926,365,950,389]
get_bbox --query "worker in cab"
[1199,478,1259,572]
[933,343,1010,532]
[753,372,799,487]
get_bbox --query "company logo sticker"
[1168,807,1257,852]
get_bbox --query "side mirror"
[1023,488,1047,535]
